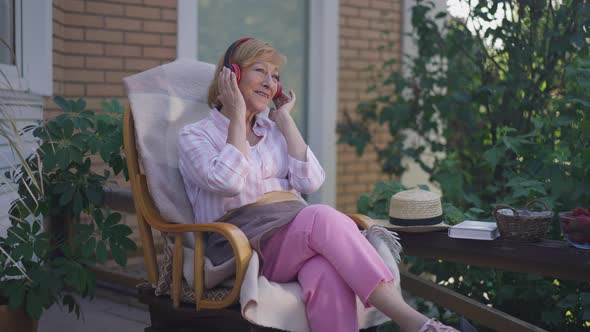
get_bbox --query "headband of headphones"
[223,37,253,71]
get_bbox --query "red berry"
[576,215,590,230]
[573,207,585,216]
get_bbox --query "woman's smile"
[239,61,279,113]
[254,90,270,99]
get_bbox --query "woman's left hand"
[269,90,296,124]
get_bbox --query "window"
[0,0,52,95]
[196,0,309,137]
[0,0,15,65]
[178,0,339,205]
[0,0,21,90]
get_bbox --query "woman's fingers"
[217,67,246,115]
[218,68,237,104]
[218,68,228,97]
[229,70,239,89]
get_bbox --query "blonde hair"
[207,39,286,109]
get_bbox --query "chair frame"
[123,106,376,330]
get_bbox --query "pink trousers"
[260,205,394,332]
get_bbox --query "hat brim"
[372,218,449,232]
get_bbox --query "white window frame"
[0,0,52,96]
[177,0,338,205]
[0,0,23,91]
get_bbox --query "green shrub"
[339,1,590,330]
[0,97,136,319]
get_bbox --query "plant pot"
[0,303,38,332]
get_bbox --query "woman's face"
[238,61,280,114]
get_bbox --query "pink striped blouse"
[178,109,325,223]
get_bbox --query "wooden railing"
[398,232,590,283]
[103,187,590,332]
[397,232,590,332]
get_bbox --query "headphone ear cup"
[274,82,282,99]
[231,64,241,82]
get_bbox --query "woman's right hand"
[217,67,246,120]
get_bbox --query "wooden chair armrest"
[346,213,377,231]
[163,222,252,310]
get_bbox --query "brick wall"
[51,0,176,117]
[336,0,403,213]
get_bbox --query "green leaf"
[104,213,122,227]
[62,118,74,138]
[81,237,97,258]
[56,147,71,171]
[46,121,62,138]
[117,237,137,251]
[86,186,103,206]
[70,133,86,150]
[483,146,503,169]
[53,96,72,112]
[96,241,108,262]
[33,237,49,259]
[22,242,34,261]
[73,98,87,112]
[110,244,127,266]
[25,291,43,320]
[357,194,371,214]
[442,203,465,225]
[110,155,123,175]
[32,221,40,235]
[59,186,74,206]
[80,110,94,118]
[93,209,104,224]
[6,283,26,308]
[100,101,112,113]
[4,266,23,276]
[109,224,133,237]
[434,11,446,19]
[40,145,57,171]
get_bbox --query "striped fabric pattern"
[178,109,325,223]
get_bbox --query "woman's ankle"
[417,318,460,332]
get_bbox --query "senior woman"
[177,38,457,332]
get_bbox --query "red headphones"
[223,38,282,99]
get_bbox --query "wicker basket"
[493,200,553,241]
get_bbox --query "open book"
[448,220,500,240]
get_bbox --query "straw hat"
[373,189,449,232]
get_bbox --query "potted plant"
[0,96,137,330]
